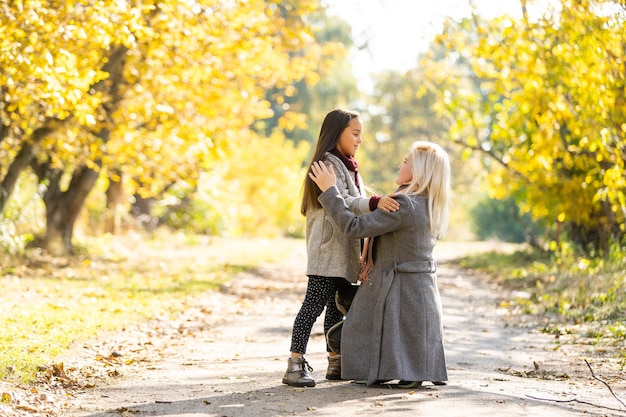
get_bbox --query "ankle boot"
[282,356,315,387]
[326,355,342,380]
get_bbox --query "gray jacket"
[319,185,448,385]
[305,152,371,282]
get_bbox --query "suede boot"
[326,355,342,380]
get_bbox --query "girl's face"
[395,154,413,185]
[336,117,362,157]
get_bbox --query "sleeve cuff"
[369,196,382,211]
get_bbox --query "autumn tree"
[0,2,141,252]
[426,0,626,253]
[0,2,127,212]
[1,0,325,253]
[154,9,358,238]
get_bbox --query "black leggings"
[290,275,354,354]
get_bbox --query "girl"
[282,109,398,387]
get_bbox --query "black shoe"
[398,380,423,388]
[398,380,446,387]
[353,379,392,385]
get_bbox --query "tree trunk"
[32,163,100,254]
[0,119,63,213]
[131,193,159,231]
[105,173,125,234]
[33,44,130,254]
[0,141,37,214]
[129,180,177,231]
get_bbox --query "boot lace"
[300,358,313,374]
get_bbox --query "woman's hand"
[309,161,337,192]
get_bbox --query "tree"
[0,2,130,218]
[427,0,626,253]
[1,0,325,253]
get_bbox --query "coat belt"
[394,261,437,273]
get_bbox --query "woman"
[308,141,450,388]
[283,109,399,388]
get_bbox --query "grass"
[457,244,626,367]
[0,231,303,383]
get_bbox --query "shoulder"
[323,153,348,175]
[323,152,342,167]
[395,193,426,202]
[395,193,427,212]
[392,193,413,205]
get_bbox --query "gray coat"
[318,186,448,386]
[305,153,371,282]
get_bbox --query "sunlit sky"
[324,0,525,91]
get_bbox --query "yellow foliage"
[426,0,626,249]
[217,131,309,237]
[1,0,323,186]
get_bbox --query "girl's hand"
[378,194,399,212]
[309,161,336,192]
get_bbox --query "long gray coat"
[306,153,371,283]
[318,186,448,386]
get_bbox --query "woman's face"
[336,117,362,157]
[395,154,413,185]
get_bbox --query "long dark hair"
[300,109,360,216]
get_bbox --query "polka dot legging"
[290,275,354,354]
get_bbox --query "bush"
[160,131,309,238]
[470,196,543,243]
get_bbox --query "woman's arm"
[309,161,336,191]
[310,162,405,238]
[318,158,399,214]
[323,157,371,215]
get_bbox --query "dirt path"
[61,242,625,417]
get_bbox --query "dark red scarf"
[330,148,360,188]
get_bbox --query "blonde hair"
[400,141,451,239]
